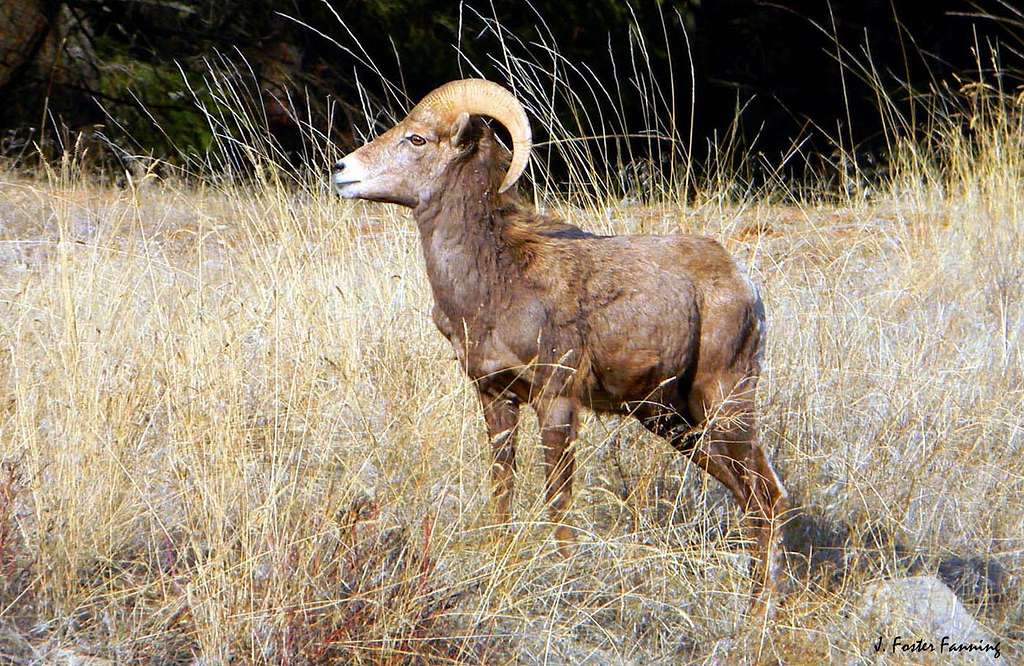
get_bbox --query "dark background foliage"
[1,0,1021,180]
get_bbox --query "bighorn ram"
[333,80,788,607]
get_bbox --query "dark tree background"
[1,0,1021,178]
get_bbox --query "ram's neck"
[413,177,516,324]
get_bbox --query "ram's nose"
[331,155,365,192]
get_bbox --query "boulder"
[0,0,50,89]
[842,576,1003,664]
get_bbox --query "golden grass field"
[0,140,1020,663]
[0,26,1023,660]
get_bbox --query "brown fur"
[335,113,789,614]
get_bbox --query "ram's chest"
[434,308,522,366]
[430,301,585,401]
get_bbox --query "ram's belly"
[583,274,702,409]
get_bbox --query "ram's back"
[543,232,764,408]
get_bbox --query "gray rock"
[842,576,1003,665]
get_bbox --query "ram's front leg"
[480,390,521,527]
[535,395,578,557]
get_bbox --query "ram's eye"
[407,134,426,146]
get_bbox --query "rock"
[781,510,1012,613]
[0,0,50,89]
[841,576,1003,665]
[0,2,101,139]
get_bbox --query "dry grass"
[0,140,1020,663]
[1,11,1023,663]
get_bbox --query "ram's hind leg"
[695,424,787,605]
[688,382,788,616]
[480,390,521,528]
[637,404,761,532]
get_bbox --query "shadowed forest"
[3,1,1024,180]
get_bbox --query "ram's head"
[332,79,531,207]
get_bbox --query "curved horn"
[413,79,532,193]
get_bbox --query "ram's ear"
[448,111,473,147]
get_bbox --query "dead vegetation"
[0,133,1020,662]
[0,13,1022,661]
